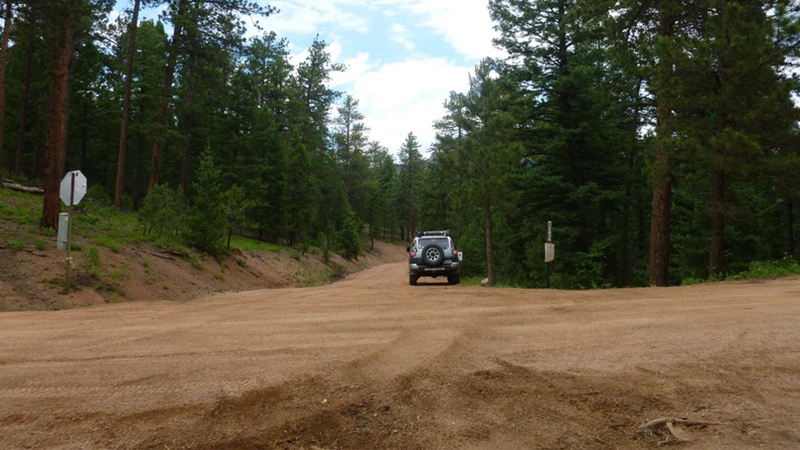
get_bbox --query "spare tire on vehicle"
[422,243,444,267]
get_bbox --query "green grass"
[95,236,122,253]
[0,189,40,226]
[1,188,142,253]
[680,257,800,285]
[229,235,284,253]
[328,263,346,280]
[34,239,47,251]
[81,247,103,278]
[142,258,156,285]
[99,263,130,294]
[8,239,25,251]
[728,257,800,281]
[2,190,302,261]
[460,276,483,286]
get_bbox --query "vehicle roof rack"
[416,230,449,237]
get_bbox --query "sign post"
[59,171,87,289]
[545,221,555,288]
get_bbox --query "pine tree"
[0,0,12,188]
[700,0,799,277]
[435,59,522,286]
[184,148,225,254]
[397,132,423,240]
[222,184,251,252]
[333,95,370,218]
[339,209,361,260]
[113,0,141,208]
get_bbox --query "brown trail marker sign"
[545,221,555,288]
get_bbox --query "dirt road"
[1,264,799,449]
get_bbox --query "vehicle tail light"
[452,249,459,256]
[410,251,416,257]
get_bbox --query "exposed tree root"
[635,417,722,446]
[142,250,176,261]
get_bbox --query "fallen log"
[141,250,175,261]
[3,181,44,194]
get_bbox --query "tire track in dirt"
[1,265,799,449]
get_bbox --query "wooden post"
[65,172,75,289]
[546,221,553,288]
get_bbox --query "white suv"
[407,231,462,285]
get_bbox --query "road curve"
[1,263,799,449]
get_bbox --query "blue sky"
[116,0,504,153]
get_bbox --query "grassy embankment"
[0,188,356,302]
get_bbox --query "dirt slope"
[0,240,407,311]
[1,265,799,449]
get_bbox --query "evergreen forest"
[0,0,798,288]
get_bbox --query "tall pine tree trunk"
[114,0,141,208]
[709,1,731,279]
[709,169,725,277]
[148,0,187,191]
[484,195,495,286]
[15,18,35,177]
[180,30,197,195]
[788,197,795,257]
[0,0,12,188]
[41,11,74,230]
[648,5,675,286]
[619,77,644,287]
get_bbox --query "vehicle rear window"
[419,238,450,249]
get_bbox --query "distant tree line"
[424,0,800,287]
[0,0,797,285]
[0,0,421,258]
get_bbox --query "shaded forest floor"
[0,188,407,311]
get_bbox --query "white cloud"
[390,24,415,51]
[106,9,122,25]
[399,0,505,60]
[257,0,502,59]
[330,52,375,88]
[264,0,370,36]
[345,57,472,153]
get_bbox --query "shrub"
[35,239,47,251]
[8,239,25,251]
[329,263,346,280]
[322,245,330,264]
[139,184,185,238]
[338,211,361,260]
[86,185,110,204]
[142,259,156,285]
[102,263,130,293]
[728,257,800,280]
[122,195,134,210]
[81,247,102,278]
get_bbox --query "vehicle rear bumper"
[409,262,459,276]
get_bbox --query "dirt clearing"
[1,264,799,449]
